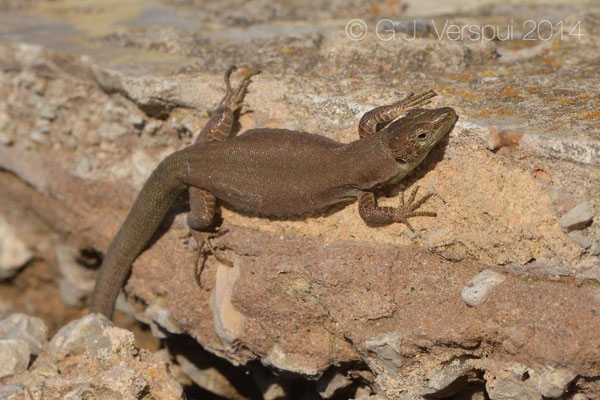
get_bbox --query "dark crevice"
[164,334,263,400]
[77,247,103,269]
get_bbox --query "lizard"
[90,67,458,319]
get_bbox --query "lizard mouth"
[427,107,458,147]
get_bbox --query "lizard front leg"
[358,187,437,232]
[358,90,437,139]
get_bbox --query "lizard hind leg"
[192,227,232,288]
[219,65,262,111]
[188,188,233,285]
[358,90,437,138]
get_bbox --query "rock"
[461,269,506,307]
[423,357,472,397]
[0,215,33,279]
[0,384,27,400]
[145,299,183,338]
[2,1,600,398]
[487,128,523,151]
[55,245,96,306]
[426,227,466,262]
[251,367,287,400]
[520,134,600,165]
[485,374,541,400]
[0,313,48,355]
[175,353,248,399]
[572,394,590,400]
[131,148,172,189]
[0,300,12,319]
[97,121,129,141]
[0,339,30,379]
[567,232,592,250]
[452,385,487,400]
[128,112,145,129]
[317,371,353,398]
[530,367,577,398]
[11,313,185,399]
[558,201,594,232]
[0,111,13,145]
[142,119,162,136]
[36,102,56,120]
[263,343,323,376]
[48,313,113,361]
[364,332,404,377]
[211,262,247,348]
[353,386,373,398]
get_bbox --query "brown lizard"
[90,67,457,319]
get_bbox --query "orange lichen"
[496,108,513,116]
[499,86,518,98]
[445,87,479,99]
[524,87,541,94]
[584,111,600,119]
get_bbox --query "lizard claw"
[192,228,233,288]
[394,186,437,232]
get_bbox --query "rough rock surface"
[0,0,598,398]
[0,313,183,399]
[0,313,48,355]
[0,216,32,279]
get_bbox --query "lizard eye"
[417,132,429,141]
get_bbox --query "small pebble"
[461,269,506,307]
[558,201,594,232]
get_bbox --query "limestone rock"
[0,313,48,355]
[558,201,594,233]
[48,313,113,361]
[0,216,32,280]
[0,339,30,379]
[4,314,183,399]
[461,269,506,307]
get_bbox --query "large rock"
[3,314,183,399]
[0,0,599,398]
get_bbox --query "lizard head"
[386,107,457,165]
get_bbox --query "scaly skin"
[90,70,457,319]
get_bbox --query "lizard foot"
[394,186,437,232]
[219,65,262,111]
[192,228,233,287]
[395,90,437,110]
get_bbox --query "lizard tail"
[90,151,189,319]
